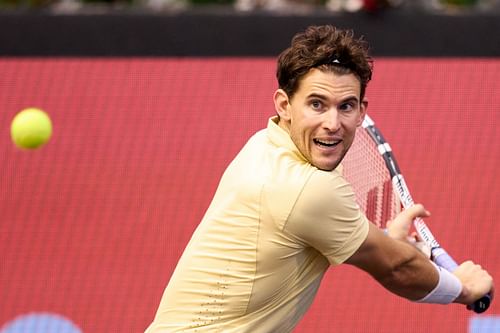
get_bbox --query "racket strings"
[342,128,401,228]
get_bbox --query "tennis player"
[145,25,494,332]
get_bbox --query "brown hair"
[276,25,373,100]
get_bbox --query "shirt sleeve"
[284,170,369,265]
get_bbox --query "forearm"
[346,223,461,302]
[375,240,439,300]
[356,207,492,306]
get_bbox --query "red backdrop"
[0,58,498,332]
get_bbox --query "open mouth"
[313,138,341,148]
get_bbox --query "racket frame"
[360,114,490,313]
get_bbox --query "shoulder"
[293,169,361,221]
[260,158,317,229]
[284,169,369,264]
[303,169,357,205]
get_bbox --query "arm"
[345,204,494,305]
[345,220,438,300]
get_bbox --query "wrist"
[415,262,463,304]
[453,284,471,304]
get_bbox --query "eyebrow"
[307,93,359,104]
[306,93,329,101]
[341,96,360,104]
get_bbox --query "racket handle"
[432,248,491,314]
[470,295,492,314]
[432,248,458,271]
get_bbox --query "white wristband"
[415,262,462,304]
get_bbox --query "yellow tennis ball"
[11,107,53,149]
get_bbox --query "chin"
[313,160,340,171]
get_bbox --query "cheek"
[289,125,303,147]
[289,123,311,153]
[291,119,313,140]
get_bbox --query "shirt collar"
[267,116,308,163]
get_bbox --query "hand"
[386,204,431,258]
[453,261,494,306]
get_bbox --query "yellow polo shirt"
[145,117,369,333]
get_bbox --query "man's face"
[275,68,366,171]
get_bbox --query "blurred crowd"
[234,0,497,13]
[0,0,497,15]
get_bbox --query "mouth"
[313,138,341,148]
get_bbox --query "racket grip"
[432,248,491,314]
[432,248,458,271]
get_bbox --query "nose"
[323,108,341,132]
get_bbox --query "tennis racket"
[342,114,491,313]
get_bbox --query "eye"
[310,99,324,111]
[339,101,356,113]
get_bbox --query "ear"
[357,99,368,127]
[273,89,291,121]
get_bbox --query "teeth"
[314,139,339,147]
